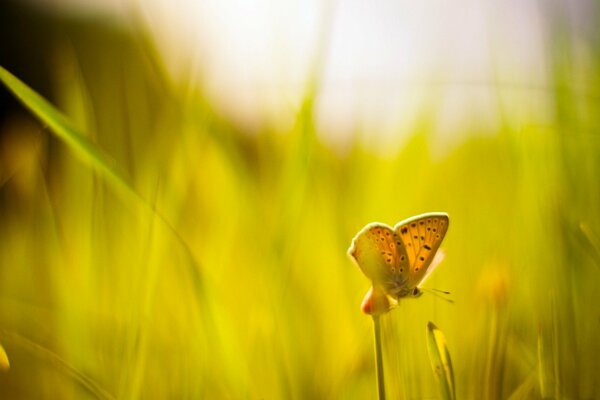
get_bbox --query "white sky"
[28,0,596,153]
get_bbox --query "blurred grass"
[426,321,455,400]
[0,343,8,371]
[0,3,599,399]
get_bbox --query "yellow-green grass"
[0,17,599,400]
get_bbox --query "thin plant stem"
[372,315,386,400]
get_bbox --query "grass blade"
[507,370,538,400]
[426,321,456,400]
[372,315,386,400]
[537,315,560,399]
[0,343,9,371]
[0,65,206,295]
[0,65,136,200]
[0,330,114,399]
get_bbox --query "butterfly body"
[349,212,449,302]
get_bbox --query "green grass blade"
[0,343,9,371]
[0,65,205,297]
[426,321,456,400]
[0,65,136,200]
[537,301,560,400]
[372,315,386,400]
[507,370,538,400]
[0,330,114,399]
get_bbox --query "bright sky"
[29,0,595,152]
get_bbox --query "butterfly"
[348,212,449,313]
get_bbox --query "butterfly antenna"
[421,287,454,303]
[430,288,451,295]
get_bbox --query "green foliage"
[426,322,455,400]
[0,66,133,200]
[0,12,599,399]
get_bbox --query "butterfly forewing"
[394,213,449,288]
[348,224,409,288]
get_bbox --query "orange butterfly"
[348,212,449,314]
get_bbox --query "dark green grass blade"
[0,65,136,200]
[426,321,456,400]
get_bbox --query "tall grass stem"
[372,315,386,400]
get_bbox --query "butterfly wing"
[419,248,445,287]
[394,212,449,289]
[348,223,410,294]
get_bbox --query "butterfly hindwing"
[394,212,449,288]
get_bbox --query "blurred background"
[0,0,598,398]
